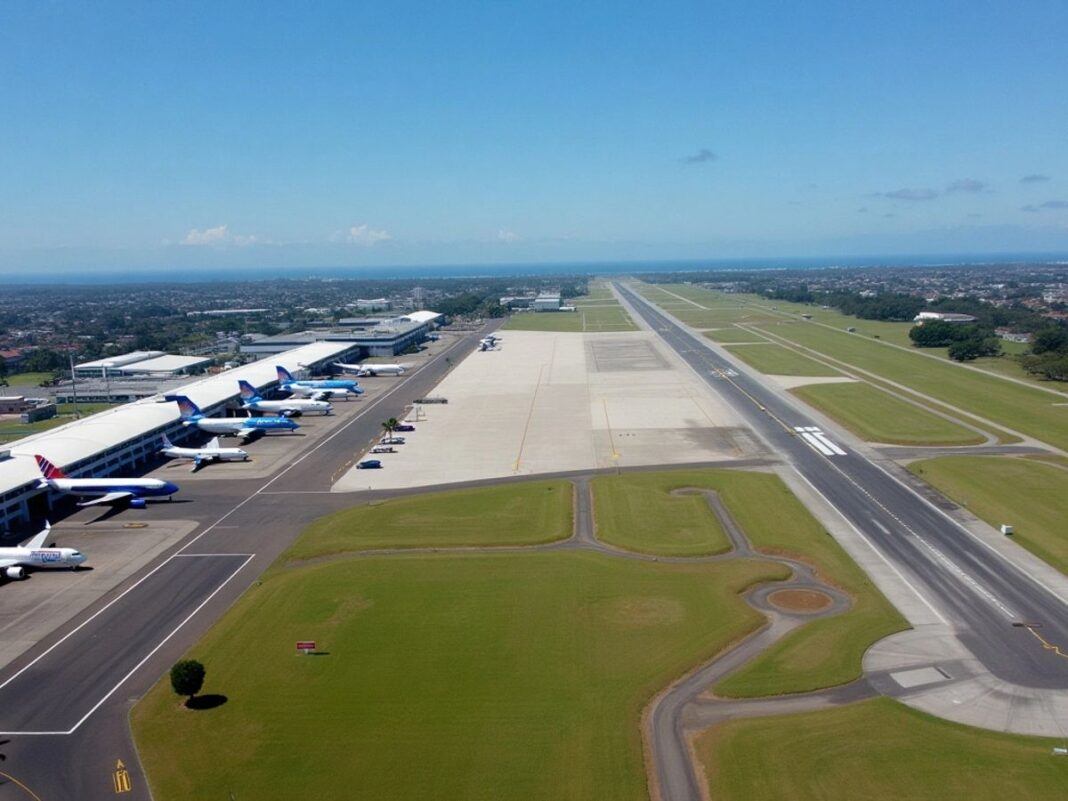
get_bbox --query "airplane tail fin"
[207,436,221,450]
[34,454,67,480]
[165,395,203,420]
[276,365,294,383]
[22,521,51,550]
[238,380,260,401]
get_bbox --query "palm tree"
[381,417,399,441]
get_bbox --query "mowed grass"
[503,302,636,332]
[724,343,840,376]
[286,480,573,560]
[908,456,1068,574]
[703,327,766,343]
[503,311,584,331]
[132,549,786,801]
[791,382,985,446]
[711,470,908,696]
[592,472,733,556]
[696,697,1068,801]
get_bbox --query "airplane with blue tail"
[276,366,361,400]
[34,455,179,509]
[238,380,332,416]
[165,394,299,442]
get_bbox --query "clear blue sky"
[3,1,1068,273]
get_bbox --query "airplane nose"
[164,482,180,494]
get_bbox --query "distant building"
[995,327,1033,343]
[353,298,392,312]
[533,293,562,312]
[500,296,535,309]
[913,311,977,325]
[0,396,30,415]
[0,349,27,372]
[74,351,165,377]
[75,351,209,378]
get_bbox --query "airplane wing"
[20,522,50,549]
[191,454,216,473]
[238,429,259,444]
[77,491,134,507]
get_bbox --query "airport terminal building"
[0,341,360,534]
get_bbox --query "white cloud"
[496,229,520,243]
[334,224,392,246]
[180,224,258,247]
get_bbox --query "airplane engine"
[4,566,26,580]
[129,498,147,509]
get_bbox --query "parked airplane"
[34,455,179,508]
[0,522,86,579]
[333,361,409,376]
[166,395,299,442]
[238,380,332,416]
[275,366,362,400]
[159,434,249,472]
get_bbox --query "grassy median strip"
[696,697,1068,801]
[132,549,785,801]
[285,480,573,559]
[703,327,768,343]
[790,382,985,446]
[723,343,841,376]
[592,471,734,556]
[711,470,907,696]
[908,455,1068,574]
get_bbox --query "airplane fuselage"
[46,477,178,498]
[191,417,298,435]
[244,398,332,415]
[0,547,85,571]
[161,446,249,463]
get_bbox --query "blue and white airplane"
[0,522,87,580]
[238,380,332,416]
[34,455,179,508]
[166,395,299,442]
[275,366,362,400]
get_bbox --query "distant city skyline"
[3,1,1068,273]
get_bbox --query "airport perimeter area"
[334,330,765,491]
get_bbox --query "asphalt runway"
[615,283,1068,688]
[0,324,495,800]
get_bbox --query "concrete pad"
[0,519,198,670]
[890,666,950,688]
[333,330,764,492]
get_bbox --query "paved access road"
[616,283,1068,689]
[0,324,495,800]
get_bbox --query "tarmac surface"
[0,324,495,800]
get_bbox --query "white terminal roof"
[0,341,355,496]
[75,351,165,369]
[404,310,443,324]
[116,354,211,374]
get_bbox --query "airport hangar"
[241,311,446,358]
[0,340,362,534]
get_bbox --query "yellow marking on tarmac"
[602,398,620,460]
[1023,624,1068,659]
[513,364,546,472]
[0,771,43,800]
[113,759,132,793]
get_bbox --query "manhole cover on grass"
[767,588,833,614]
[123,522,149,529]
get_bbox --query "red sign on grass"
[296,641,316,652]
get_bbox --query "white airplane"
[0,522,86,580]
[166,395,300,442]
[159,435,249,472]
[333,361,409,376]
[34,455,179,509]
[283,382,359,401]
[238,381,332,416]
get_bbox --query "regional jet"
[165,395,299,442]
[159,434,249,472]
[333,361,409,376]
[33,455,179,508]
[0,522,86,580]
[238,380,332,416]
[275,366,362,400]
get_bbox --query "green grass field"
[696,697,1068,801]
[710,471,907,696]
[133,549,785,801]
[0,402,125,444]
[286,480,573,560]
[790,381,985,446]
[641,283,1068,450]
[908,456,1068,574]
[2,371,57,387]
[592,471,732,556]
[503,301,637,332]
[503,310,585,331]
[723,343,840,376]
[702,328,767,343]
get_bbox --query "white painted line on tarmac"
[812,431,846,455]
[801,432,835,456]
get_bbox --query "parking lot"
[333,330,766,492]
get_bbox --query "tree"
[381,417,399,440]
[170,659,206,703]
[1032,326,1068,355]
[948,336,1000,362]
